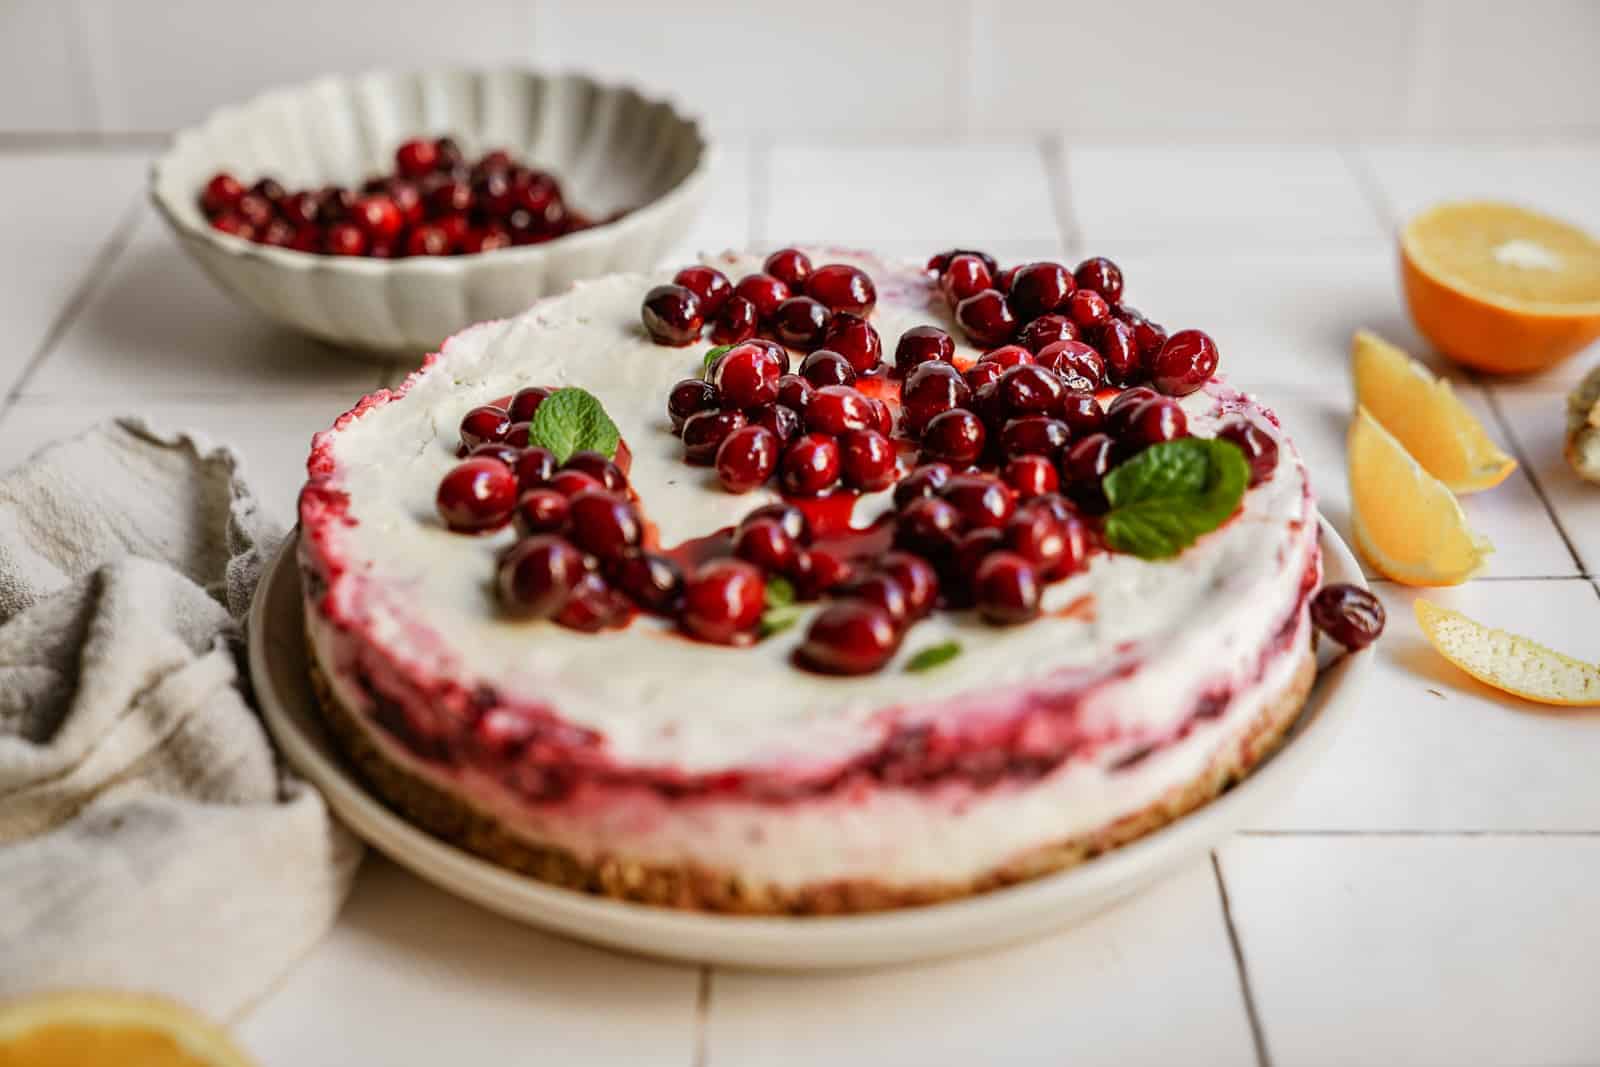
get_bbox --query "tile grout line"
[1210,852,1272,1067]
[690,965,712,1067]
[1480,387,1589,576]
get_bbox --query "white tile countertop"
[5,135,1599,1067]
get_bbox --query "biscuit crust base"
[309,646,1316,915]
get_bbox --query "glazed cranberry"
[1000,415,1071,459]
[798,602,899,675]
[1105,387,1161,436]
[709,295,759,345]
[200,173,245,215]
[547,469,603,497]
[715,424,780,493]
[497,535,585,618]
[799,349,856,389]
[502,420,533,449]
[1098,319,1142,385]
[732,517,799,572]
[975,551,1041,624]
[835,573,910,625]
[1217,420,1280,486]
[1132,317,1169,367]
[278,190,321,226]
[234,194,273,230]
[894,325,955,375]
[554,572,631,632]
[839,429,896,492]
[772,296,831,350]
[820,312,883,374]
[927,248,998,276]
[1037,340,1105,388]
[893,462,953,509]
[426,177,473,216]
[1123,397,1189,449]
[734,273,791,321]
[900,362,972,435]
[1018,314,1080,355]
[1059,392,1107,439]
[1007,261,1076,320]
[406,224,453,256]
[514,488,570,535]
[1062,433,1117,488]
[611,551,684,615]
[1068,289,1112,331]
[969,380,1010,431]
[895,496,962,557]
[955,289,1019,347]
[964,360,1005,391]
[780,433,842,496]
[1151,330,1220,396]
[941,474,1016,529]
[515,446,558,490]
[749,403,802,445]
[501,389,545,426]
[209,211,254,239]
[682,409,748,465]
[806,385,874,435]
[920,408,987,465]
[641,284,705,346]
[563,451,628,492]
[673,265,733,317]
[1311,583,1386,650]
[469,442,522,468]
[876,551,940,618]
[395,138,440,177]
[668,378,720,433]
[940,253,994,306]
[513,171,563,221]
[867,397,895,437]
[460,405,512,450]
[567,490,642,561]
[387,180,425,226]
[681,559,766,644]
[1003,505,1067,574]
[763,248,813,291]
[952,527,1004,587]
[473,168,516,215]
[742,503,811,545]
[790,547,854,600]
[977,344,1035,370]
[999,364,1066,418]
[437,458,518,532]
[712,341,784,408]
[1003,455,1060,500]
[1074,257,1124,303]
[806,263,876,316]
[325,223,367,256]
[776,373,816,415]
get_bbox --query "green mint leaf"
[1102,437,1250,559]
[905,641,962,672]
[765,575,796,610]
[526,387,620,464]
[702,345,734,377]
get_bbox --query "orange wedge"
[1348,406,1491,585]
[1351,330,1517,493]
[1401,201,1600,374]
[0,991,256,1067]
[1416,600,1600,707]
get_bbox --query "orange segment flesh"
[1347,405,1491,586]
[1416,600,1600,707]
[1401,201,1600,374]
[1351,329,1517,493]
[0,992,256,1067]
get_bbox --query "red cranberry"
[952,527,1004,589]
[777,373,816,414]
[734,273,790,321]
[234,194,273,230]
[611,551,684,615]
[1311,583,1386,650]
[681,559,765,644]
[763,248,813,291]
[641,284,704,346]
[555,573,631,633]
[894,326,955,375]
[548,469,603,497]
[433,136,465,169]
[939,254,993,306]
[255,218,296,247]
[893,462,954,509]
[277,190,320,226]
[507,387,551,423]
[806,263,876,316]
[709,295,759,345]
[820,312,882,374]
[406,224,453,256]
[568,490,642,560]
[927,248,998,276]
[806,385,874,435]
[1037,340,1105,388]
[502,420,532,449]
[1068,289,1112,330]
[975,551,1041,624]
[789,547,853,600]
[324,223,367,256]
[772,296,831,350]
[515,488,570,535]
[469,442,522,467]
[715,424,780,492]
[460,405,512,450]
[798,602,899,675]
[288,224,321,252]
[781,433,842,496]
[1074,257,1124,303]
[799,349,856,388]
[839,429,896,491]
[673,266,733,317]
[837,573,911,625]
[682,409,748,465]
[200,173,245,215]
[437,458,518,532]
[395,138,440,177]
[900,362,971,435]
[1000,415,1071,458]
[1008,505,1090,579]
[999,364,1067,418]
[895,496,963,558]
[1007,261,1076,319]
[1105,387,1162,436]
[318,185,357,222]
[1151,330,1220,396]
[473,169,516,215]
[668,378,720,432]
[1018,314,1080,354]
[921,408,987,465]
[732,517,798,572]
[1123,397,1189,449]
[955,289,1019,347]
[1218,420,1280,486]
[1004,455,1060,499]
[978,345,1035,370]
[868,397,895,437]
[1061,433,1116,510]
[426,177,473,216]
[964,361,1005,391]
[563,451,628,492]
[712,341,784,408]
[1059,392,1107,439]
[497,535,585,617]
[249,176,286,203]
[387,180,425,226]
[750,403,802,445]
[1133,317,1169,367]
[941,474,1016,529]
[742,503,812,545]
[877,552,940,618]
[515,447,558,490]
[969,380,1009,431]
[1099,319,1142,385]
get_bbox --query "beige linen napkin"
[0,419,361,1019]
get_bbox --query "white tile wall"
[0,1,95,131]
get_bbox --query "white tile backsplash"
[0,1,96,131]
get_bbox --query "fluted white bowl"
[150,68,709,357]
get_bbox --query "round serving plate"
[250,520,1370,970]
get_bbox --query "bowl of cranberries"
[150,68,708,355]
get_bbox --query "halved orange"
[1416,600,1600,707]
[1348,405,1491,586]
[1351,329,1516,493]
[0,991,256,1067]
[1401,201,1600,374]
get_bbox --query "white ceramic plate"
[251,520,1370,970]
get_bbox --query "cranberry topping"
[668,378,720,433]
[673,266,733,317]
[895,496,962,558]
[876,552,940,618]
[1151,330,1220,396]
[1008,261,1076,319]
[955,289,1019,347]
[1003,455,1060,500]
[940,254,994,306]
[1067,289,1112,332]
[1099,319,1142,385]
[470,442,522,467]
[459,404,512,450]
[894,325,956,376]
[893,462,954,509]
[927,248,998,276]
[641,284,704,346]
[806,263,876,316]
[681,409,747,465]
[799,349,856,388]
[900,362,971,434]
[977,344,1035,370]
[776,373,816,414]
[1105,386,1161,437]
[514,488,570,535]
[750,403,802,445]
[1018,314,1080,355]
[940,474,1017,529]
[515,447,558,490]
[763,248,813,291]
[709,295,760,345]
[820,312,883,374]
[1000,415,1071,459]
[781,433,842,496]
[998,364,1067,418]
[1059,392,1107,439]
[790,547,854,600]
[734,273,791,321]
[1061,433,1117,511]
[1122,396,1189,449]
[509,386,552,423]
[712,341,784,408]
[772,296,832,350]
[568,490,643,561]
[742,503,812,545]
[394,138,440,177]
[798,602,900,675]
[806,385,874,436]
[1037,340,1105,389]
[920,408,987,466]
[556,572,632,633]
[837,573,911,625]
[715,424,780,493]
[964,360,1005,391]
[612,551,684,615]
[681,559,765,644]
[839,429,897,491]
[563,451,628,492]
[1217,420,1280,486]
[547,469,604,497]
[497,535,585,617]
[201,173,245,215]
[1311,583,1385,650]
[437,458,518,532]
[1132,317,1170,367]
[975,551,1041,624]
[732,517,799,573]
[1074,256,1124,303]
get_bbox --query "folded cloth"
[0,419,361,1020]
